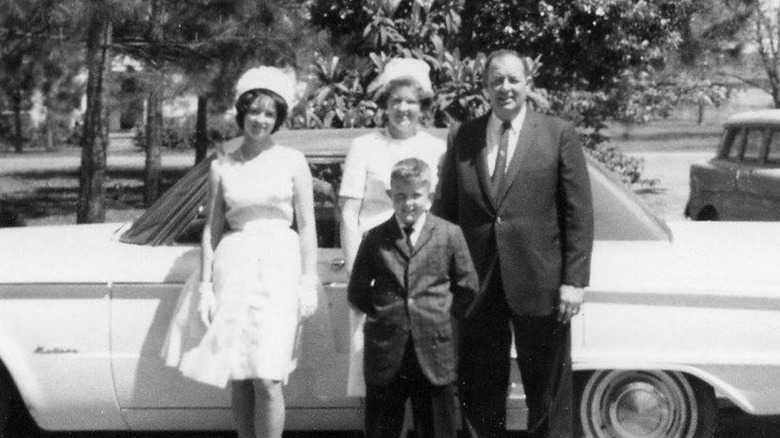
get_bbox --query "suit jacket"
[348,214,479,386]
[433,111,594,317]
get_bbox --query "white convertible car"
[1,129,779,438]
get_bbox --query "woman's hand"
[299,274,319,318]
[198,281,217,326]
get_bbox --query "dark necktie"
[403,226,414,253]
[492,121,512,195]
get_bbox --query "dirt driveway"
[632,151,711,222]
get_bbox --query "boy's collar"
[396,212,427,232]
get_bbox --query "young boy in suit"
[348,157,479,438]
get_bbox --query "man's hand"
[198,281,217,326]
[557,284,584,324]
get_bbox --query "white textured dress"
[165,144,306,388]
[339,129,446,396]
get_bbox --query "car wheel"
[575,370,716,438]
[0,366,34,437]
[0,367,13,435]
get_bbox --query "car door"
[110,242,234,430]
[283,158,362,418]
[740,127,780,220]
[734,126,771,219]
[693,127,743,217]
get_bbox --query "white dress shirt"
[486,106,527,177]
[396,212,426,246]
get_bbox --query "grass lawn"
[605,118,723,153]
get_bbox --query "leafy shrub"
[538,87,656,186]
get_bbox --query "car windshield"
[119,149,344,247]
[120,154,214,246]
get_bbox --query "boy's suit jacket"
[348,213,478,386]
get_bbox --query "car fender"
[0,325,44,418]
[573,360,770,415]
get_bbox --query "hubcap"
[611,382,671,436]
[582,371,699,438]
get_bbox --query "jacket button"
[407,298,414,306]
[496,216,502,224]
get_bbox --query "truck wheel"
[575,370,716,438]
[694,206,718,221]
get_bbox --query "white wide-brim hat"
[235,66,296,109]
[367,58,433,98]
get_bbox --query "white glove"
[198,281,217,326]
[298,274,319,318]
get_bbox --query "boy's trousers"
[364,338,458,438]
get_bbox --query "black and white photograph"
[2,1,780,437]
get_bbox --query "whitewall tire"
[575,370,717,438]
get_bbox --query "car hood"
[591,221,780,298]
[0,223,128,283]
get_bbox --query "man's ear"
[386,189,393,200]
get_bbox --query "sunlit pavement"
[21,409,780,437]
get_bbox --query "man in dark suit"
[349,158,479,438]
[433,49,594,438]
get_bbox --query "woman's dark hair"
[234,88,288,133]
[375,77,433,112]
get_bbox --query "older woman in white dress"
[163,66,318,438]
[339,58,446,396]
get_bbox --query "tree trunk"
[144,81,163,207]
[77,2,111,224]
[697,101,705,125]
[45,115,54,150]
[194,95,209,164]
[144,0,164,207]
[772,73,780,109]
[12,91,23,153]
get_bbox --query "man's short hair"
[483,49,526,84]
[390,157,431,187]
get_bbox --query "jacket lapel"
[409,215,436,257]
[495,111,538,207]
[472,115,497,211]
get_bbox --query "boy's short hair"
[390,157,431,188]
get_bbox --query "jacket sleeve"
[432,123,460,222]
[558,122,595,288]
[347,235,376,315]
[448,226,479,319]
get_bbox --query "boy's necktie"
[403,225,414,253]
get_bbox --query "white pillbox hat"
[235,66,296,108]
[367,58,433,98]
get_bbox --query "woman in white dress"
[166,67,318,438]
[339,58,446,396]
